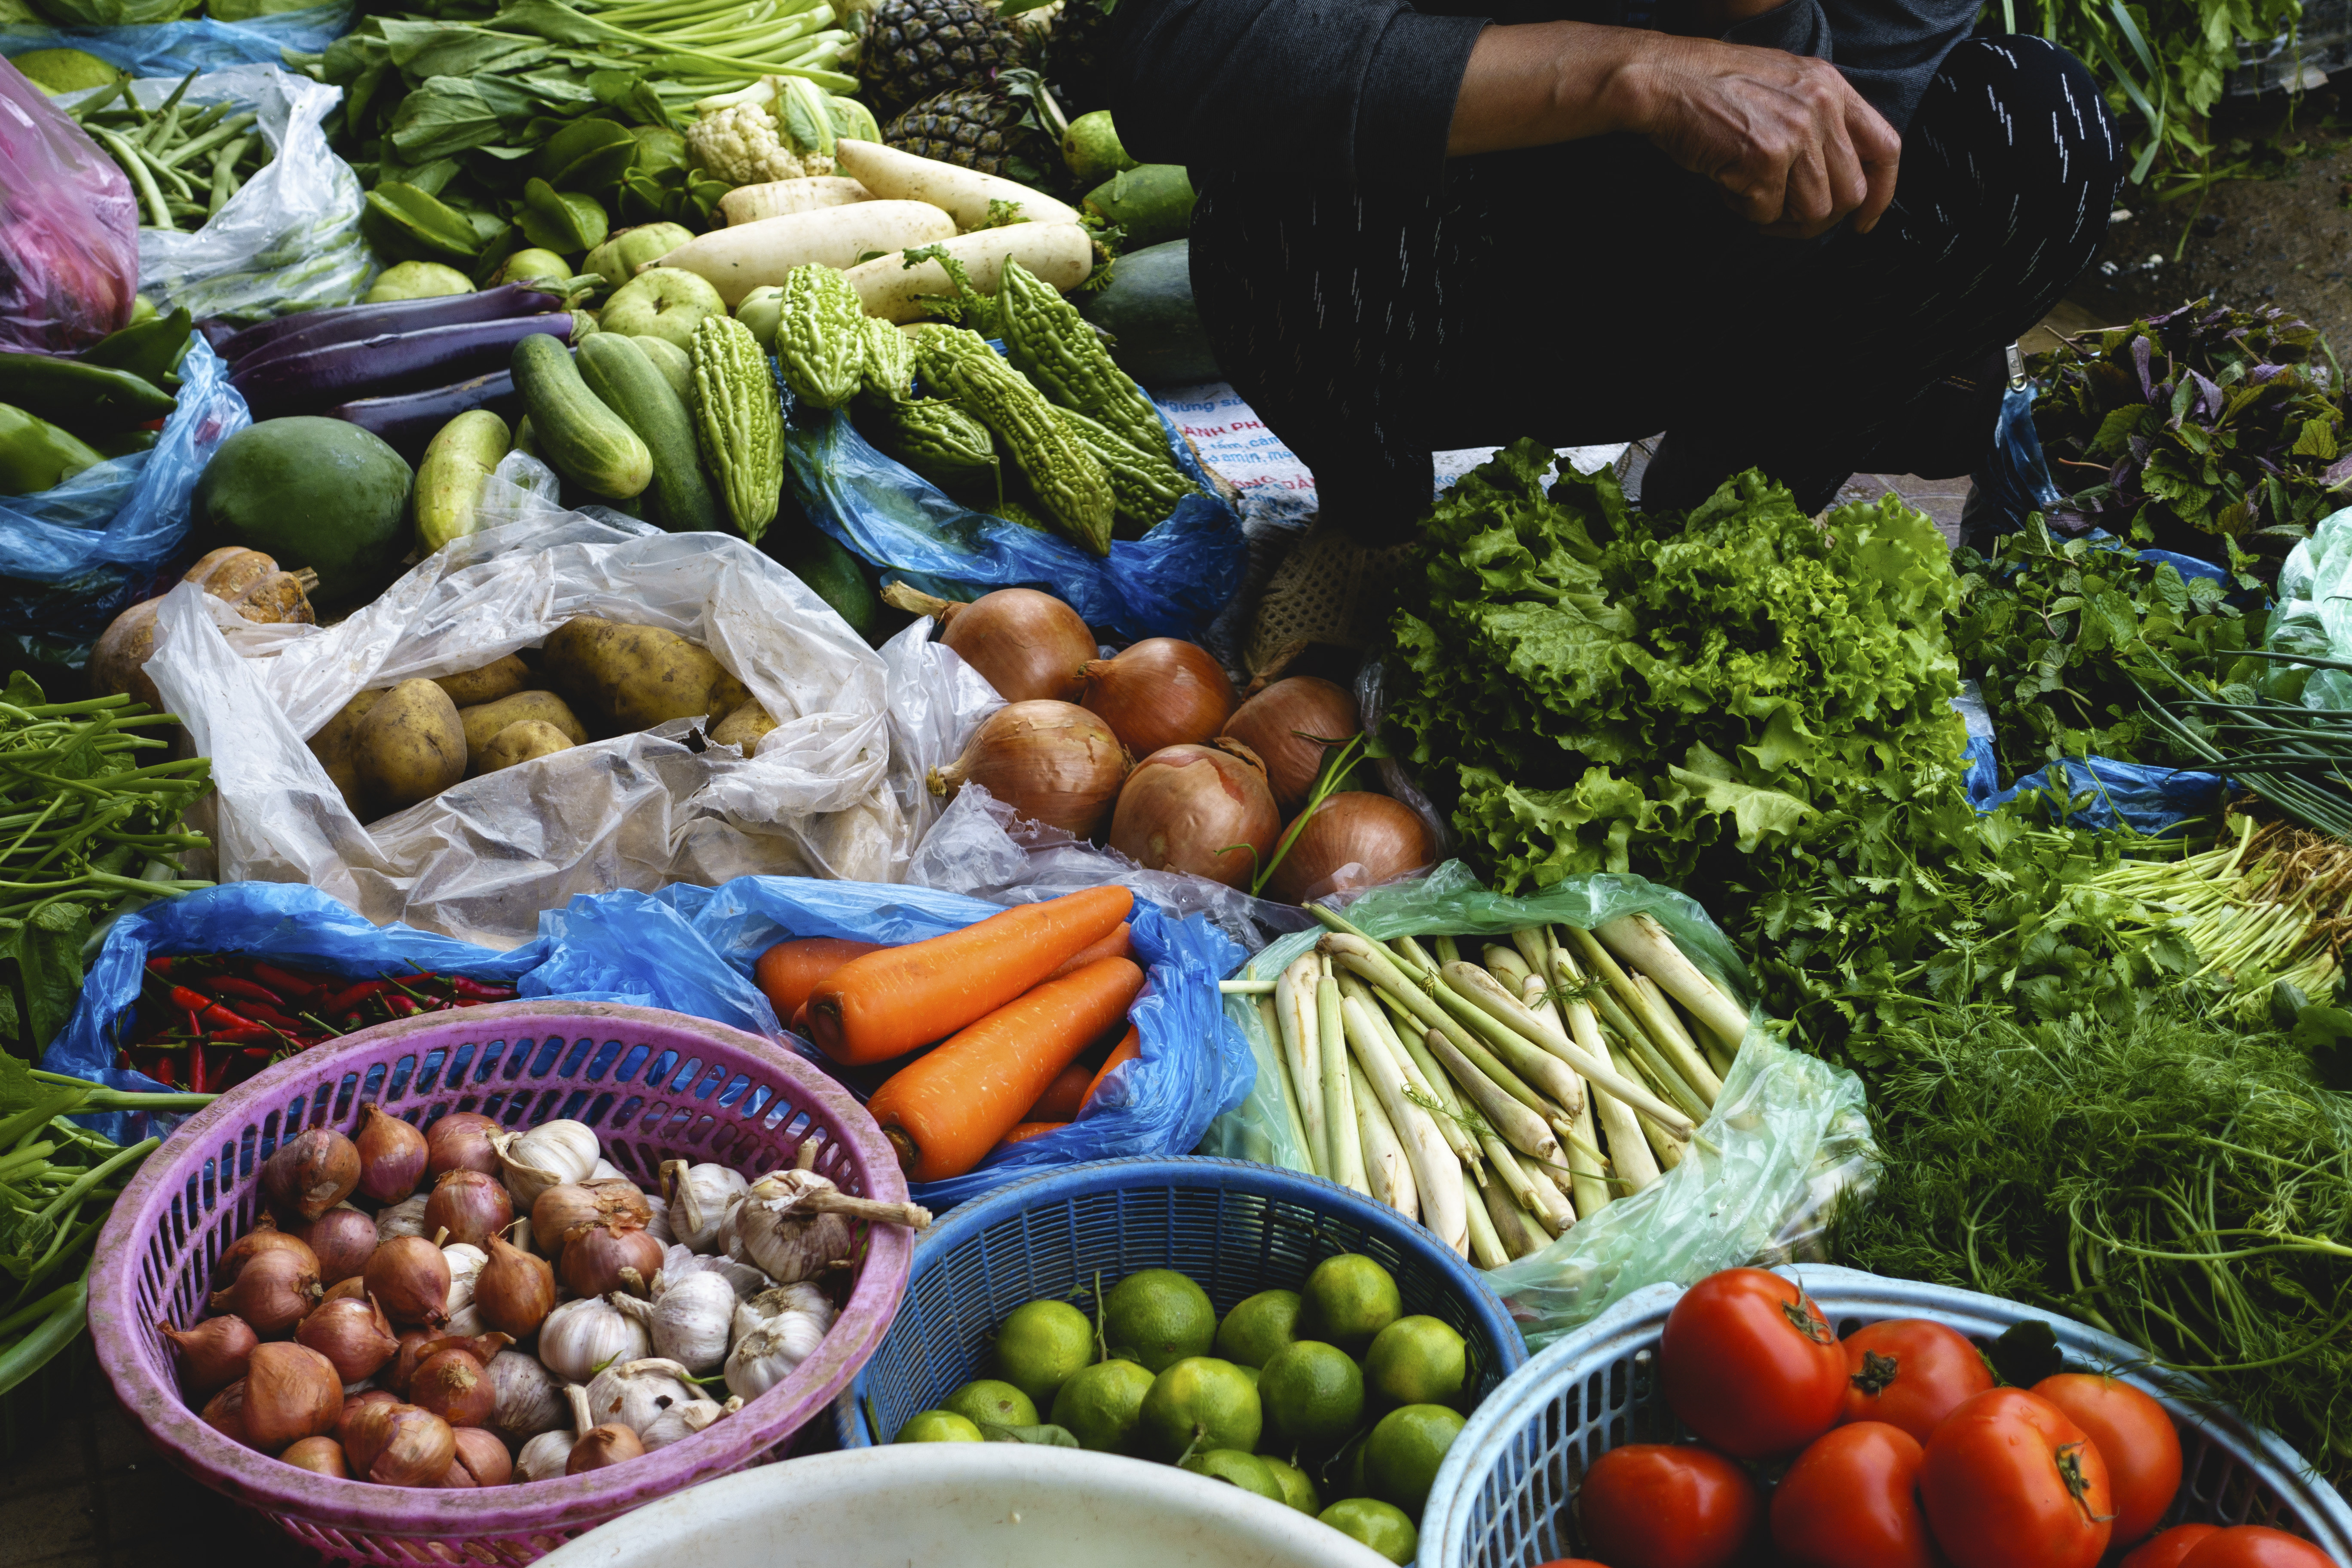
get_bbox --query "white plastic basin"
[539,1444,1398,1568]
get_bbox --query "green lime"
[1216,1288,1304,1368]
[1261,1454,1321,1514]
[1138,1355,1262,1458]
[1302,1254,1402,1354]
[895,1409,983,1442]
[1237,1364,1260,1390]
[996,1298,1096,1406]
[1050,1358,1155,1453]
[1365,1315,1468,1406]
[1319,1498,1418,1564]
[1259,1340,1366,1456]
[1180,1448,1284,1501]
[1104,1269,1218,1372]
[941,1378,1038,1431]
[1363,1403,1465,1515]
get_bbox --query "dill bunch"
[1834,1002,2352,1478]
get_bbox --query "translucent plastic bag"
[117,64,374,325]
[142,511,976,949]
[1198,861,1874,1346]
[785,394,1249,642]
[0,4,352,75]
[0,55,138,354]
[523,873,1257,1208]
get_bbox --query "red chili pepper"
[148,1056,176,1087]
[204,1026,277,1046]
[323,980,394,1014]
[182,1007,202,1038]
[446,977,518,1001]
[208,976,288,1008]
[230,1003,304,1032]
[145,957,177,976]
[251,964,321,999]
[383,995,422,1018]
[188,1042,207,1094]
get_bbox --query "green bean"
[139,69,200,151]
[158,110,255,171]
[89,127,173,230]
[67,80,123,121]
[210,135,253,218]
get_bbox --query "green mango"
[539,116,638,193]
[582,222,694,291]
[496,248,573,288]
[366,261,475,303]
[519,180,609,256]
[1063,110,1136,186]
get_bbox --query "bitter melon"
[996,257,1167,455]
[774,263,866,410]
[690,314,783,543]
[915,325,1113,555]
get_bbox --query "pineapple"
[852,0,1029,118]
[882,73,1055,183]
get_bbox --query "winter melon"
[1077,240,1219,389]
[194,417,413,605]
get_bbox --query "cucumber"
[768,524,881,642]
[632,336,694,401]
[1076,240,1220,389]
[1083,165,1197,252]
[413,410,511,554]
[509,334,652,500]
[576,334,723,533]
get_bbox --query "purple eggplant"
[196,318,240,355]
[234,314,572,420]
[330,371,523,460]
[217,284,561,367]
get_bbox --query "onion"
[475,1233,557,1338]
[295,1294,401,1384]
[1263,793,1434,905]
[240,1342,344,1452]
[353,1104,429,1205]
[343,1401,456,1487]
[202,1380,249,1444]
[321,1275,369,1306]
[366,1235,451,1327]
[382,1328,435,1397]
[440,1425,514,1487]
[300,1205,379,1287]
[1106,741,1281,888]
[928,700,1130,838]
[409,1335,508,1428]
[260,1127,361,1222]
[897,585,1094,702]
[214,1215,314,1287]
[560,1223,665,1299]
[1220,677,1361,814]
[207,1243,321,1336]
[567,1423,643,1475]
[1079,639,1237,760]
[530,1178,650,1255]
[159,1314,257,1396]
[425,1169,514,1250]
[279,1436,349,1477]
[338,1387,398,1449]
[424,1111,502,1179]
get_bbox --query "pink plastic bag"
[0,57,138,355]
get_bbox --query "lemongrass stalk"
[1341,997,1464,1256]
[1630,973,1724,1104]
[1550,935,1636,1207]
[1462,1173,1509,1269]
[1482,944,1534,995]
[1317,974,1368,1196]
[1564,926,1718,1106]
[1277,955,1327,1177]
[1430,971,1596,1124]
[1477,1130,1550,1230]
[1593,912,1751,1045]
[1504,1142,1577,1236]
[1420,1026,1567,1169]
[1442,960,1697,1137]
[1372,990,1489,1184]
[1351,1046,1417,1222]
[1564,951,1708,1119]
[1611,1039,1686,1172]
[1259,996,1315,1172]
[1220,979,1278,994]
[1479,1173,1544,1261]
[1322,934,1569,1135]
[1432,935,1461,965]
[1509,925,1552,983]
[1518,968,1604,1219]
[1340,974,1470,1158]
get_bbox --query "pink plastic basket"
[87,1000,915,1564]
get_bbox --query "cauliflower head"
[685,102,836,187]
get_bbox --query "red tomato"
[1660,1268,1844,1458]
[1579,1444,1761,1568]
[2032,1373,2182,1546]
[2178,1526,2344,1568]
[1919,1388,2113,1568]
[2123,1525,2226,1568]
[1771,1421,1938,1568]
[1840,1319,1995,1442]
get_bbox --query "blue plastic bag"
[1969,384,2066,540]
[0,4,352,75]
[528,874,1257,1209]
[785,391,1249,643]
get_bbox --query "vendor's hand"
[1610,35,1899,237]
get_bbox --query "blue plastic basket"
[1419,1262,2352,1568]
[835,1155,1528,1449]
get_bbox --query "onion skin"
[424,1111,503,1179]
[295,1293,401,1384]
[567,1423,644,1475]
[213,1215,313,1287]
[530,1178,650,1255]
[1106,742,1281,889]
[560,1223,665,1300]
[1220,677,1361,814]
[1263,793,1433,905]
[343,1401,456,1487]
[425,1169,514,1250]
[300,1206,379,1288]
[240,1342,344,1453]
[410,1346,498,1428]
[1079,639,1237,760]
[441,1425,514,1487]
[202,1380,249,1445]
[476,1233,557,1338]
[158,1314,257,1396]
[207,1243,322,1337]
[933,588,1094,703]
[260,1127,361,1222]
[279,1436,349,1477]
[353,1104,429,1205]
[928,700,1130,839]
[338,1387,399,1449]
[366,1235,451,1328]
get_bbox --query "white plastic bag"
[144,511,969,948]
[126,63,373,323]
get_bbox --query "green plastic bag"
[1198,861,1874,1349]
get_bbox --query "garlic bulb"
[590,1158,624,1181]
[514,1388,584,1482]
[441,1243,489,1336]
[612,1272,734,1375]
[582,1356,695,1435]
[486,1348,569,1438]
[641,1393,741,1451]
[491,1121,600,1209]
[660,1243,767,1302]
[644,1193,674,1247]
[536,1295,651,1385]
[663,1160,749,1254]
[723,1292,833,1401]
[731,1281,834,1348]
[732,1143,931,1284]
[376,1194,431,1245]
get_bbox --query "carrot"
[756,937,885,1023]
[1080,1024,1142,1114]
[1024,1057,1098,1123]
[1044,922,1133,983]
[808,885,1135,1066]
[867,956,1145,1180]
[1002,1121,1067,1145]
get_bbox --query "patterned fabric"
[1188,34,2125,533]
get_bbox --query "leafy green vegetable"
[1834,1001,2352,1479]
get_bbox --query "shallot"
[353,1104,429,1204]
[158,1314,257,1396]
[424,1169,513,1250]
[424,1111,502,1179]
[343,1400,456,1486]
[240,1342,343,1452]
[294,1294,400,1384]
[300,1205,378,1287]
[366,1235,450,1327]
[207,1243,321,1336]
[260,1127,360,1222]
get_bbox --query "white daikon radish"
[653,201,956,305]
[845,224,1093,322]
[833,138,1082,229]
[719,176,874,227]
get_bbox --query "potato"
[459,690,588,772]
[355,679,468,812]
[308,689,389,816]
[480,720,576,773]
[543,616,751,731]
[709,698,777,753]
[434,654,531,708]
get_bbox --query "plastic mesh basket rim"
[1419,1262,2352,1568]
[86,999,915,1559]
[834,1154,1528,1449]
